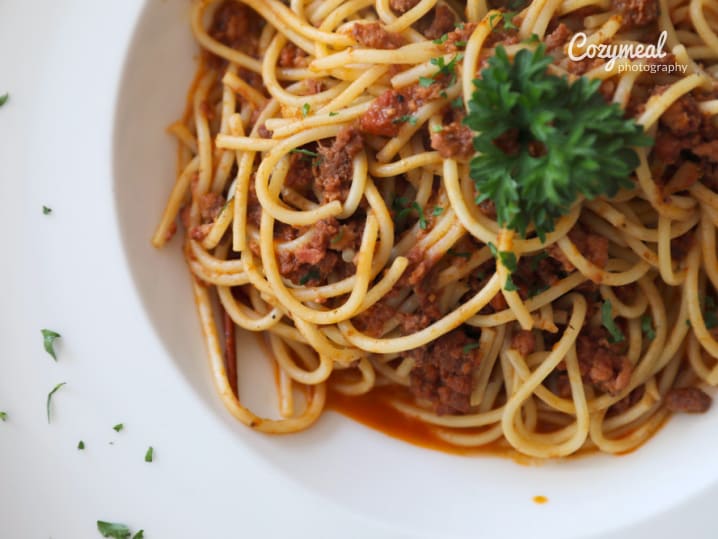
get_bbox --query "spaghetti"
[153,0,718,458]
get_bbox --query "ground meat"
[612,0,658,28]
[566,57,604,75]
[408,329,481,414]
[353,301,397,337]
[693,141,718,162]
[430,121,474,159]
[390,0,420,14]
[400,276,443,333]
[277,218,340,285]
[511,330,536,356]
[315,126,364,203]
[207,0,263,56]
[661,94,702,137]
[545,23,572,51]
[484,27,520,49]
[574,327,632,395]
[401,246,439,286]
[198,192,226,222]
[671,232,695,260]
[665,387,712,413]
[423,4,456,40]
[609,385,645,415]
[359,84,441,137]
[278,42,309,68]
[548,225,609,272]
[352,22,405,49]
[478,199,497,219]
[442,22,478,52]
[284,152,315,194]
[329,218,364,251]
[257,123,273,139]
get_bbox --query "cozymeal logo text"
[567,30,688,74]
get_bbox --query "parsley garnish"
[641,314,656,341]
[0,411,7,421]
[113,423,124,432]
[392,114,417,125]
[0,93,8,107]
[487,242,517,272]
[330,229,344,245]
[97,521,132,539]
[489,12,518,31]
[299,268,321,285]
[414,202,427,229]
[504,275,518,291]
[430,53,463,86]
[78,440,85,450]
[601,301,624,343]
[134,532,145,539]
[42,205,52,215]
[465,45,652,240]
[432,34,448,45]
[704,297,717,329]
[454,40,467,48]
[451,96,463,109]
[289,148,318,158]
[329,111,339,116]
[528,284,549,298]
[447,249,470,259]
[301,103,310,117]
[144,446,154,463]
[41,329,61,361]
[431,124,443,133]
[522,33,541,45]
[47,382,66,423]
[462,342,481,354]
[418,76,434,88]
[433,206,444,216]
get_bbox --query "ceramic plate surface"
[1,1,717,537]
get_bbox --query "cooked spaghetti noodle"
[153,0,718,458]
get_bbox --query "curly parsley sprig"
[464,45,652,240]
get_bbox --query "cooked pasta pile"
[153,0,718,458]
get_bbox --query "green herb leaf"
[432,34,448,45]
[78,440,85,450]
[0,93,8,107]
[641,314,656,341]
[465,45,652,240]
[144,446,154,463]
[46,382,66,423]
[392,114,417,126]
[330,229,344,245]
[418,76,434,88]
[289,148,318,158]
[41,329,61,361]
[704,296,717,329]
[328,111,339,116]
[113,423,124,432]
[97,521,131,539]
[0,411,7,421]
[132,531,145,539]
[601,301,625,343]
[504,275,518,292]
[522,33,541,44]
[412,202,427,229]
[451,97,463,109]
[528,284,549,298]
[454,40,467,48]
[42,205,52,215]
[447,249,471,259]
[529,251,549,271]
[487,242,517,272]
[301,103,310,117]
[432,206,444,216]
[462,342,481,354]
[431,124,443,133]
[299,268,321,285]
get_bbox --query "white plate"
[2,1,718,537]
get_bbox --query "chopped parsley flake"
[601,301,625,343]
[462,342,481,354]
[41,329,61,361]
[97,521,131,539]
[42,205,52,215]
[432,206,444,216]
[0,93,8,107]
[78,440,85,450]
[641,314,656,341]
[0,411,7,421]
[46,382,66,423]
[299,268,321,285]
[301,103,310,117]
[113,423,124,432]
[144,446,154,463]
